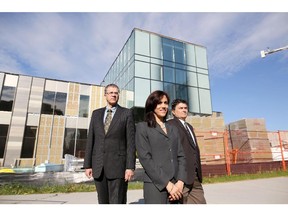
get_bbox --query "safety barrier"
[195,129,288,176]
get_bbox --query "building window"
[162,38,174,62]
[79,95,89,117]
[41,91,67,115]
[174,41,185,65]
[163,67,175,83]
[151,64,163,81]
[0,86,16,111]
[63,128,87,158]
[41,91,54,114]
[0,124,9,158]
[175,69,186,85]
[21,126,37,158]
[175,84,188,102]
[164,82,176,104]
[76,129,87,158]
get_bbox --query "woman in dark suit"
[135,90,186,204]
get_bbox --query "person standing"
[168,99,206,204]
[135,90,186,204]
[84,83,136,204]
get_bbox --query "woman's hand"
[166,181,183,201]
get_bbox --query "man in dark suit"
[168,99,206,204]
[84,84,136,204]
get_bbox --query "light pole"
[260,45,288,58]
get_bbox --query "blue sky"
[0,7,287,131]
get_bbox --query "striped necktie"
[104,109,112,134]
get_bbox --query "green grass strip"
[0,170,287,195]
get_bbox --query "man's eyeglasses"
[106,92,119,95]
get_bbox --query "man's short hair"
[104,84,120,94]
[171,98,188,110]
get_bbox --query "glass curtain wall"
[133,29,212,115]
[101,28,212,115]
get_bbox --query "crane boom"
[260,45,288,58]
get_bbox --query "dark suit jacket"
[168,118,203,184]
[84,105,136,179]
[135,122,186,191]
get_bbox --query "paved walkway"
[1,176,288,204]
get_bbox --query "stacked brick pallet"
[226,118,272,163]
[187,112,226,165]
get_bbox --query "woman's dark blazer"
[135,121,186,191]
[84,105,136,179]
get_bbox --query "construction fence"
[196,129,288,177]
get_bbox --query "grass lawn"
[0,170,287,195]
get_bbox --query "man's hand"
[85,168,93,179]
[125,169,134,182]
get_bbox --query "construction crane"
[260,45,288,58]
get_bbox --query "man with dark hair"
[168,98,206,204]
[84,84,136,204]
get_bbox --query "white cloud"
[196,13,288,77]
[0,12,287,84]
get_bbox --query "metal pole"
[277,131,287,171]
[224,130,231,176]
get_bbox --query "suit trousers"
[94,168,128,204]
[182,175,207,204]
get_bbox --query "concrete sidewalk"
[1,176,288,204]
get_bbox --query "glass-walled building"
[101,28,212,118]
[0,28,213,168]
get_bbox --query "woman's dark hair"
[144,90,170,128]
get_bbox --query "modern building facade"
[0,72,104,167]
[101,28,212,119]
[0,28,213,168]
